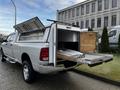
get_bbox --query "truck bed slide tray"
[57,49,113,65]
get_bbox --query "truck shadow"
[34,72,80,90]
[0,61,81,90]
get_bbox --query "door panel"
[3,33,15,58]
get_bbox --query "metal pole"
[11,0,16,32]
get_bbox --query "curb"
[72,69,120,87]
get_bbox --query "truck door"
[2,33,15,58]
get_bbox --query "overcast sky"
[0,0,85,34]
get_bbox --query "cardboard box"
[80,32,97,53]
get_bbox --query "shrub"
[100,27,109,52]
[118,34,120,52]
[88,27,93,31]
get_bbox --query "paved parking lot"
[0,56,120,90]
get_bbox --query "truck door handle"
[10,44,12,46]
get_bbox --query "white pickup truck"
[1,17,113,83]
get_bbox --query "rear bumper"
[35,64,77,74]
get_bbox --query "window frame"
[97,18,101,28]
[104,16,109,27]
[76,7,80,16]
[72,8,75,18]
[91,19,95,28]
[81,5,84,15]
[91,2,95,13]
[86,3,90,14]
[112,0,117,8]
[98,0,102,11]
[85,19,89,28]
[76,21,79,27]
[111,15,117,26]
[104,0,109,10]
[81,21,84,29]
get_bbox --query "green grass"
[76,54,120,82]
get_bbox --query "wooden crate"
[80,32,97,53]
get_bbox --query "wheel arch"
[0,47,4,54]
[21,53,32,65]
[0,47,2,50]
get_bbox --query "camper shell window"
[19,30,44,41]
[108,30,117,37]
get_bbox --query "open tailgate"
[57,50,113,66]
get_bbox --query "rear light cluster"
[40,48,49,61]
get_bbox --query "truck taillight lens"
[40,48,49,61]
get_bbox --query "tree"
[118,34,120,52]
[88,27,93,31]
[101,27,109,52]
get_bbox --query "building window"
[68,10,71,18]
[111,15,117,26]
[98,0,102,11]
[81,5,84,15]
[91,2,95,13]
[65,11,67,19]
[76,7,80,16]
[76,22,79,27]
[112,0,117,8]
[61,12,63,21]
[91,19,95,28]
[72,8,75,18]
[62,12,65,20]
[104,16,108,27]
[85,20,89,28]
[104,0,109,10]
[58,13,61,21]
[86,3,90,14]
[97,18,101,27]
[60,13,63,21]
[81,21,84,29]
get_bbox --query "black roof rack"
[47,19,79,28]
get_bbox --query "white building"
[57,0,120,34]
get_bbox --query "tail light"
[40,48,49,61]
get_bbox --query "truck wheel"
[1,49,6,62]
[22,60,35,83]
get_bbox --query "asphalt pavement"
[0,56,120,90]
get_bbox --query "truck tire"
[22,60,35,83]
[1,49,6,62]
